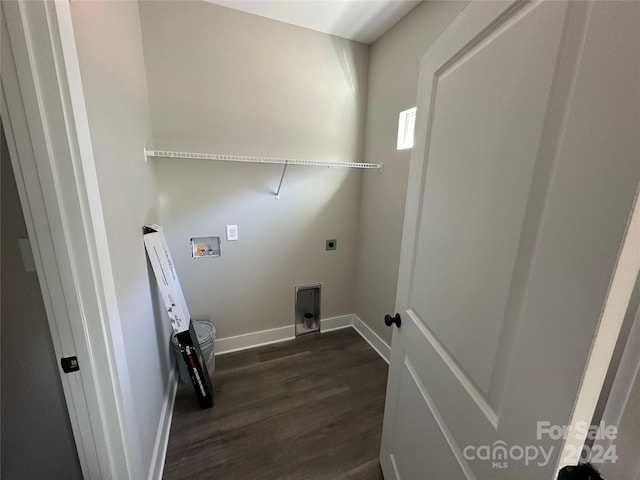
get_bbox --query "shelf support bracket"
[275,162,289,199]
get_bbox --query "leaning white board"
[143,224,214,409]
[142,224,190,333]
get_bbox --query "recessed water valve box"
[191,236,221,258]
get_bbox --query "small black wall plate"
[61,356,80,373]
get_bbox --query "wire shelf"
[144,149,383,171]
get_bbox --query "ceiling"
[203,0,422,44]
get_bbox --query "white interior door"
[380,1,640,479]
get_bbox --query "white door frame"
[1,1,140,478]
[557,188,640,473]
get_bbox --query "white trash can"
[193,320,216,374]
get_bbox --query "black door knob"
[384,313,401,328]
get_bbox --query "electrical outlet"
[226,225,238,241]
[326,239,337,251]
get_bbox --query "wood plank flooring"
[163,328,388,480]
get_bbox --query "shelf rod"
[144,149,383,172]
[275,163,288,200]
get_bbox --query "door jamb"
[556,188,640,474]
[1,1,139,478]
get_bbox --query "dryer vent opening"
[295,285,320,336]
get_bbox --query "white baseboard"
[148,369,179,480]
[215,325,295,355]
[214,314,390,364]
[214,315,353,355]
[352,314,391,364]
[321,314,354,332]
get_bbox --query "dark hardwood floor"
[163,327,388,480]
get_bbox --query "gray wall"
[69,2,171,476]
[139,1,369,339]
[1,126,83,479]
[354,1,469,344]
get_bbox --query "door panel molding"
[404,356,477,480]
[407,309,498,428]
[488,0,594,414]
[409,0,567,399]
